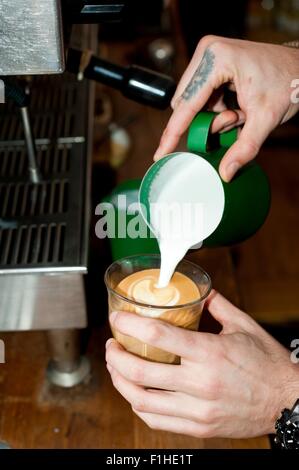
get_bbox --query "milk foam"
[127,272,180,306]
[147,153,225,287]
[116,269,200,317]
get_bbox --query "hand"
[106,290,299,438]
[154,36,299,181]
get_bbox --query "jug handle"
[187,111,238,154]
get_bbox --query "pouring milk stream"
[139,152,225,289]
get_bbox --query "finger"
[219,110,275,182]
[210,109,245,134]
[153,82,215,160]
[219,119,245,134]
[109,367,180,416]
[106,339,182,390]
[170,36,218,109]
[110,311,217,361]
[205,290,247,333]
[109,367,214,423]
[106,339,224,398]
[153,46,219,160]
[133,409,212,438]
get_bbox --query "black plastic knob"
[67,49,176,109]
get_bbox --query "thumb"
[205,290,247,333]
[219,110,275,182]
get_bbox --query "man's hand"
[106,290,299,438]
[153,36,299,182]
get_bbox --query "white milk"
[146,153,225,288]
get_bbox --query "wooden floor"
[2,23,299,450]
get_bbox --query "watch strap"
[275,399,299,449]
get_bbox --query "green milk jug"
[103,112,271,260]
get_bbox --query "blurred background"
[1,0,299,450]
[92,0,299,332]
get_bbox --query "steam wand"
[3,79,42,184]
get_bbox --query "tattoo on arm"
[182,48,215,101]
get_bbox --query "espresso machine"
[0,0,175,387]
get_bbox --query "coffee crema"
[116,268,200,307]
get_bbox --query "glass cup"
[105,254,211,364]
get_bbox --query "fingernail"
[109,311,118,325]
[106,338,114,349]
[224,162,240,181]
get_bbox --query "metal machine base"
[46,329,91,388]
[46,355,91,388]
[0,24,96,392]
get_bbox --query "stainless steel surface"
[0,273,87,331]
[46,329,91,388]
[0,24,97,335]
[46,329,81,373]
[0,74,91,274]
[20,107,41,184]
[81,4,124,15]
[0,137,85,148]
[47,355,91,388]
[0,0,64,76]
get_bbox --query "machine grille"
[0,179,68,218]
[0,223,65,266]
[0,74,90,273]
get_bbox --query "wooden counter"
[0,246,269,449]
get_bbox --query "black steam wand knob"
[67,48,176,110]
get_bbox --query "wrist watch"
[275,399,299,449]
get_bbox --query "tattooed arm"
[154,36,299,182]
